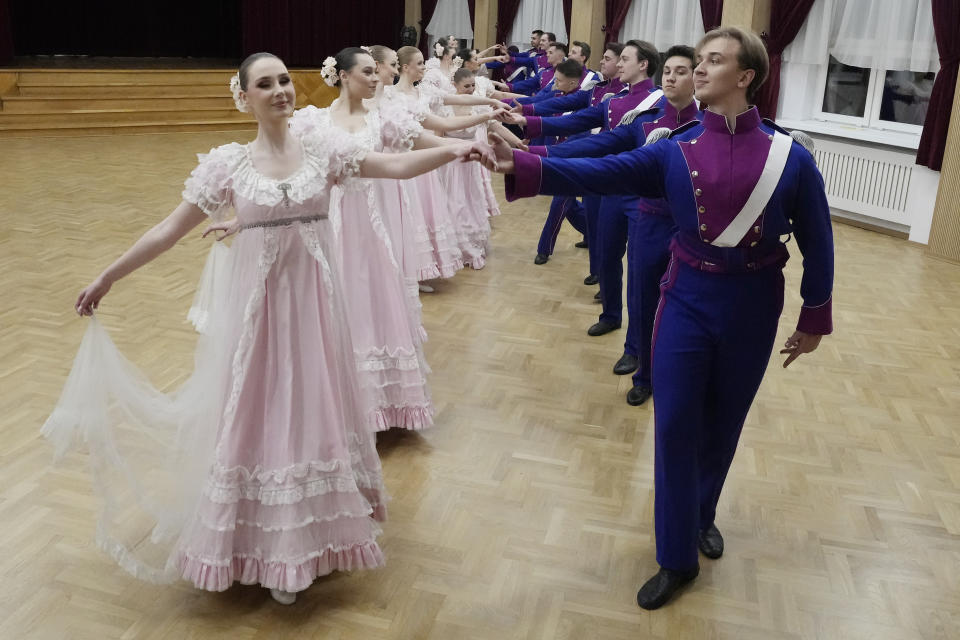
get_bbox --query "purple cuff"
[796,297,833,335]
[504,150,543,202]
[522,103,536,116]
[506,82,515,92]
[524,116,543,140]
[528,146,548,157]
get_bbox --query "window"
[816,56,934,134]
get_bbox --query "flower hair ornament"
[451,55,463,73]
[321,56,338,87]
[434,42,445,58]
[360,45,372,55]
[229,73,248,113]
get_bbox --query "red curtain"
[917,0,960,171]
[754,0,815,119]
[0,0,12,64]
[467,0,475,32]
[496,0,523,46]
[699,0,724,31]
[243,0,403,66]
[563,0,572,41]
[418,0,440,58]
[603,0,632,45]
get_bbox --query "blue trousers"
[595,196,632,327]
[537,196,586,256]
[583,195,602,277]
[626,213,675,388]
[651,260,785,571]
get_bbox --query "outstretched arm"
[422,108,504,133]
[484,133,664,201]
[76,202,208,315]
[441,94,502,108]
[359,143,494,180]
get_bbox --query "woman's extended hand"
[75,276,112,316]
[202,218,241,241]
[483,133,515,173]
[780,330,822,368]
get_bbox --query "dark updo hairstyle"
[434,38,456,59]
[453,67,475,84]
[238,52,281,90]
[368,44,394,65]
[455,47,475,64]
[333,46,372,87]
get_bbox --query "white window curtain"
[508,0,568,49]
[784,0,938,72]
[426,0,474,47]
[620,0,705,51]
[780,0,938,121]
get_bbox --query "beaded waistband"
[241,214,327,230]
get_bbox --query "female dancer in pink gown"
[367,45,501,292]
[43,52,491,605]
[292,47,501,431]
[386,46,503,277]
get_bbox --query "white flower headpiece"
[434,42,444,57]
[321,56,338,87]
[360,45,372,55]
[229,73,248,113]
[451,55,463,73]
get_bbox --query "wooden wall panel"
[926,76,960,264]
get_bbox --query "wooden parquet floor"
[1,131,959,640]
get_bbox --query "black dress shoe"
[587,320,620,336]
[698,524,724,559]
[636,566,699,610]
[593,290,602,300]
[534,254,549,265]
[574,240,589,249]
[583,274,599,285]
[626,385,652,406]
[613,354,639,375]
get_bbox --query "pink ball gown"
[473,75,503,219]
[421,63,487,269]
[382,84,464,279]
[43,130,388,593]
[442,106,493,267]
[290,104,434,432]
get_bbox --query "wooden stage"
[1,130,959,639]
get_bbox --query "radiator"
[811,137,916,225]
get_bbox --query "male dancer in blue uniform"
[501,40,661,276]
[515,42,625,281]
[523,46,702,406]
[487,27,833,609]
[501,40,664,336]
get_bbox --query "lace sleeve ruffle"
[181,143,244,219]
[476,76,496,98]
[379,99,424,152]
[288,105,323,139]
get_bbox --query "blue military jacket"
[506,107,834,335]
[529,99,702,219]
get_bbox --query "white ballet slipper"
[418,283,434,293]
[269,588,297,605]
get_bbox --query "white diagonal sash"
[616,89,664,127]
[506,66,526,82]
[710,132,792,248]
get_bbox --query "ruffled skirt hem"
[178,540,385,592]
[373,405,434,432]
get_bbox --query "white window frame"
[813,57,927,135]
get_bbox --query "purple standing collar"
[701,107,762,134]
